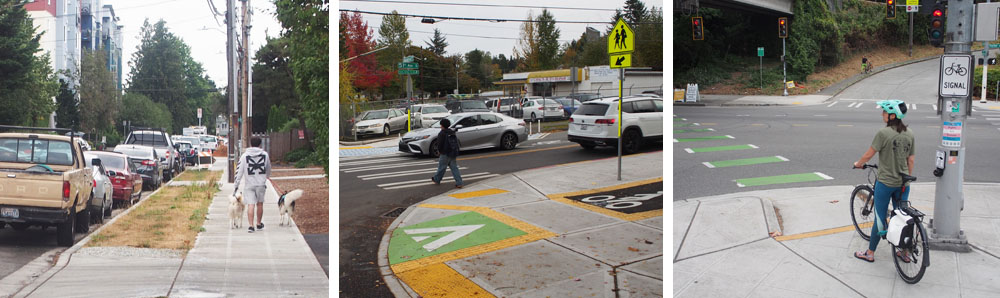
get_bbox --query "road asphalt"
[378,151,664,297]
[1,159,328,297]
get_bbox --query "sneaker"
[431,177,440,185]
[257,223,264,230]
[248,227,255,233]
[455,184,463,189]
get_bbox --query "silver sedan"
[353,109,409,136]
[399,112,528,157]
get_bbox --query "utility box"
[975,2,1000,41]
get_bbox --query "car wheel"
[623,129,642,154]
[76,199,91,233]
[383,125,390,136]
[57,206,76,247]
[430,139,441,158]
[10,222,29,231]
[530,113,537,123]
[500,132,517,150]
[580,142,596,150]
[104,195,112,217]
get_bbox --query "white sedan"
[521,98,564,122]
[84,152,113,223]
[412,104,451,128]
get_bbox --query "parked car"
[445,99,490,114]
[566,93,602,102]
[199,135,219,152]
[552,97,583,119]
[412,104,451,128]
[174,141,199,165]
[521,98,564,122]
[0,126,95,246]
[89,151,142,205]
[83,152,113,223]
[485,97,521,116]
[567,96,663,154]
[113,144,163,190]
[124,128,179,181]
[399,112,528,158]
[353,108,409,137]
[174,136,205,153]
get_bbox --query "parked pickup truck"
[0,126,95,246]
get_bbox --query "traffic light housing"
[887,0,896,19]
[929,3,945,47]
[778,17,788,39]
[692,17,704,40]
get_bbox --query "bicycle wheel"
[893,220,930,284]
[945,68,954,76]
[850,185,875,241]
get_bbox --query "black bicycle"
[850,164,929,284]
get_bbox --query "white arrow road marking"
[815,172,834,180]
[827,101,839,107]
[404,224,485,251]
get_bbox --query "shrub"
[284,147,312,163]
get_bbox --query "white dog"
[229,193,245,229]
[277,189,303,226]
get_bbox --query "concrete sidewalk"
[380,152,664,297]
[9,160,328,297]
[674,183,1000,298]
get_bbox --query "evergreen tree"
[55,80,79,129]
[536,9,561,70]
[425,28,448,56]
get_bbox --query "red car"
[90,151,143,205]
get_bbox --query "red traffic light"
[933,9,943,17]
[779,19,785,25]
[888,0,893,4]
[694,19,700,25]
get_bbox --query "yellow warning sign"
[607,18,635,54]
[610,53,632,69]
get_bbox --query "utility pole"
[240,0,251,150]
[226,0,236,183]
[929,0,973,252]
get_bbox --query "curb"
[339,136,400,146]
[824,55,940,98]
[9,181,171,297]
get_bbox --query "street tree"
[0,1,58,126]
[635,7,663,69]
[623,0,648,26]
[276,0,329,173]
[341,11,392,98]
[79,50,120,133]
[514,11,539,71]
[425,28,448,56]
[252,36,298,134]
[119,92,172,130]
[536,9,561,70]
[55,80,79,130]
[377,10,411,99]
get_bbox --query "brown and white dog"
[229,193,245,229]
[277,189,303,226]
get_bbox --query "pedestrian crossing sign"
[607,18,634,54]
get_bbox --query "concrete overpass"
[681,0,795,16]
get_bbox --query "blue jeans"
[432,154,463,186]
[869,181,910,251]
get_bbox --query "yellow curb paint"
[396,263,495,298]
[449,188,509,199]
[546,177,664,221]
[792,102,802,105]
[340,146,373,150]
[458,144,577,161]
[989,106,1000,110]
[390,204,557,274]
[774,223,870,242]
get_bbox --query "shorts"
[243,185,266,205]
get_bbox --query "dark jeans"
[432,154,463,186]
[869,181,911,251]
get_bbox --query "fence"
[251,129,314,162]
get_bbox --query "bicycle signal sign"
[940,54,973,97]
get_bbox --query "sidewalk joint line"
[615,262,664,281]
[674,236,769,263]
[674,201,701,262]
[512,173,548,199]
[774,240,868,298]
[22,251,75,297]
[166,249,190,297]
[971,244,1000,261]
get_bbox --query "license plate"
[1,207,18,219]
[579,124,588,131]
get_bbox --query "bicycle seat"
[900,173,917,183]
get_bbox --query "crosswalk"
[339,153,499,190]
[827,100,986,112]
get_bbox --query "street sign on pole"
[939,54,973,97]
[398,69,419,75]
[607,19,635,54]
[607,18,634,181]
[398,62,419,69]
[403,55,415,63]
[610,53,631,68]
[757,47,764,57]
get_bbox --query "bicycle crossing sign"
[548,178,663,221]
[940,54,973,97]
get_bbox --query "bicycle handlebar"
[852,164,878,170]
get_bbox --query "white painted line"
[856,102,864,108]
[776,156,789,161]
[986,118,1000,121]
[680,118,687,121]
[707,128,716,131]
[847,102,857,108]
[340,157,412,166]
[910,104,916,110]
[703,162,716,168]
[404,224,485,251]
[775,115,787,117]
[827,101,838,107]
[342,160,438,173]
[381,174,500,190]
[748,144,759,149]
[726,135,735,139]
[926,116,937,119]
[815,172,835,180]
[358,167,469,180]
[736,182,746,188]
[933,104,938,111]
[737,114,750,117]
[970,117,977,120]
[673,139,679,143]
[693,123,701,126]
[684,148,694,153]
[377,172,493,187]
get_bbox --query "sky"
[337,0,663,59]
[104,0,284,87]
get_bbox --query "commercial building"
[494,66,663,98]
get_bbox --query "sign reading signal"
[608,18,635,54]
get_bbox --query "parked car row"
[567,95,664,154]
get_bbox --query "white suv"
[567,96,663,154]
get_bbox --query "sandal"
[855,250,874,263]
[896,250,913,263]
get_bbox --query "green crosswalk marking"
[387,212,525,265]
[674,128,714,133]
[734,172,833,187]
[674,135,733,142]
[704,156,787,168]
[674,123,700,127]
[685,144,758,153]
[674,118,687,122]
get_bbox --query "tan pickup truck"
[0,126,95,246]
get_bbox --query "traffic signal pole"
[929,0,973,252]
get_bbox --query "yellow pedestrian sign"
[608,18,634,54]
[611,53,632,69]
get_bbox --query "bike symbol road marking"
[404,224,485,252]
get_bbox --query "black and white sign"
[940,55,973,97]
[566,181,662,214]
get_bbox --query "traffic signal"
[692,17,704,40]
[778,17,788,39]
[929,3,945,47]
[887,0,896,19]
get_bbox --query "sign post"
[608,18,634,181]
[399,56,419,132]
[197,108,202,126]
[758,47,764,90]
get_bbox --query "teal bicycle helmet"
[877,99,907,120]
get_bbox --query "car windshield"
[461,101,488,109]
[0,138,74,166]
[200,136,216,143]
[114,147,154,160]
[574,103,610,116]
[431,114,466,128]
[364,110,389,120]
[94,154,126,170]
[541,99,561,106]
[422,106,448,114]
[179,137,200,144]
[127,131,168,147]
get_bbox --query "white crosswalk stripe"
[358,167,469,180]
[341,160,439,173]
[340,153,485,190]
[379,173,499,190]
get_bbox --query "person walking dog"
[431,118,464,188]
[235,136,271,233]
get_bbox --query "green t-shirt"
[871,126,915,187]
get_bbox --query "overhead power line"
[409,29,572,42]
[339,9,662,24]
[340,0,619,12]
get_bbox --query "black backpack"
[445,133,460,157]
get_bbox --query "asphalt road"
[674,59,1000,200]
[0,184,157,280]
[337,131,663,297]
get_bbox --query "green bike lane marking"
[673,135,734,143]
[703,156,788,168]
[734,172,834,187]
[683,144,759,153]
[674,128,715,133]
[674,123,700,127]
[674,117,687,122]
[387,211,526,265]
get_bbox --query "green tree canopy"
[0,1,58,126]
[425,28,448,56]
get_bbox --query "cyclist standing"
[862,56,870,73]
[852,100,915,262]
